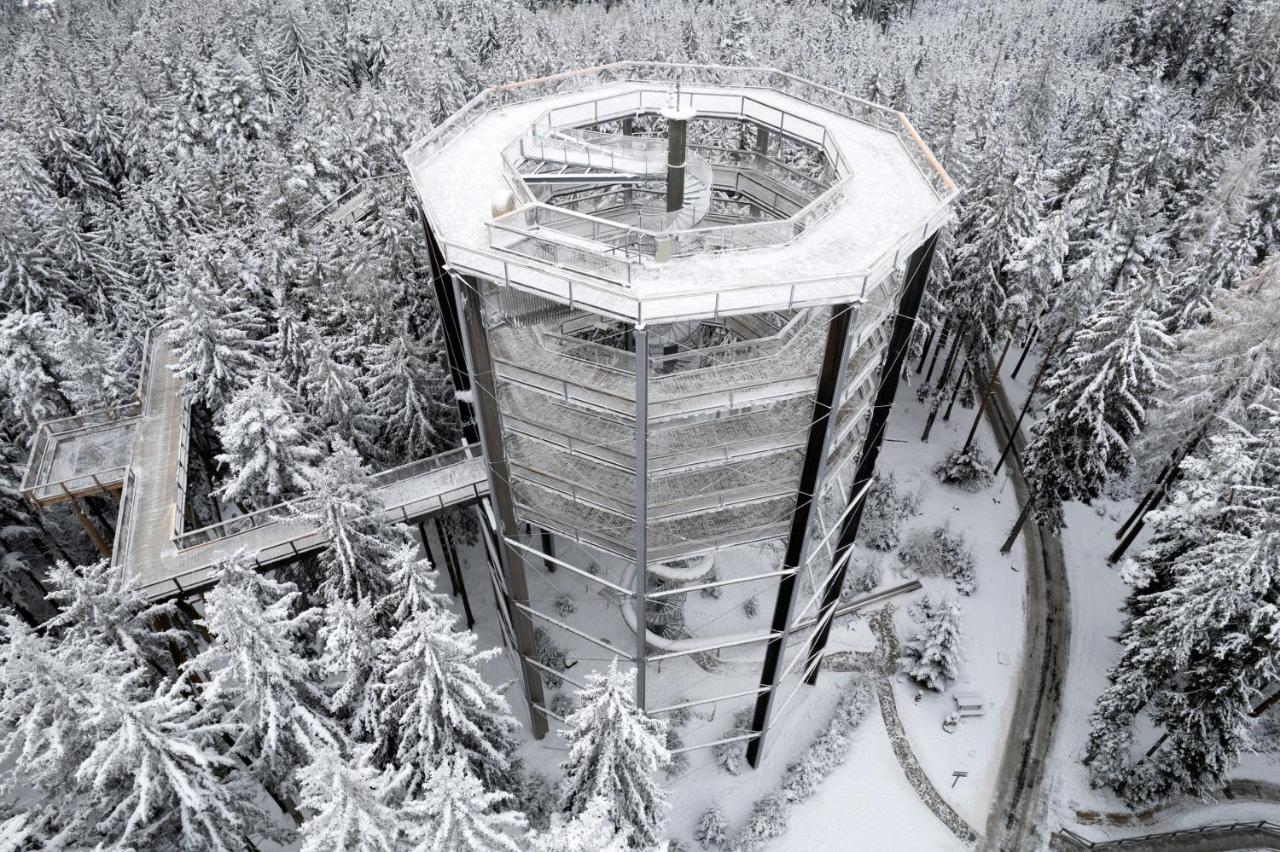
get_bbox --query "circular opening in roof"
[512,113,837,233]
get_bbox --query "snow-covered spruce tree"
[297,745,412,852]
[1019,284,1171,533]
[302,345,380,457]
[406,753,526,852]
[386,541,448,624]
[216,377,320,508]
[947,132,1040,353]
[190,556,338,793]
[899,596,963,693]
[80,667,279,849]
[0,615,276,849]
[0,311,70,436]
[51,308,135,412]
[532,795,630,852]
[374,601,520,795]
[164,258,265,414]
[363,330,455,463]
[1086,411,1280,806]
[898,525,977,596]
[934,443,994,492]
[841,557,883,600]
[859,472,920,552]
[733,793,787,851]
[559,660,669,848]
[693,804,729,849]
[319,596,386,739]
[44,558,188,676]
[1138,256,1280,479]
[296,437,401,606]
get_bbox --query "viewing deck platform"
[20,332,491,601]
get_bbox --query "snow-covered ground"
[439,368,1032,849]
[876,383,1029,831]
[781,702,968,852]
[1044,494,1280,841]
[999,341,1280,844]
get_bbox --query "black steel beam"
[453,275,548,737]
[803,233,939,684]
[745,303,858,768]
[416,206,478,446]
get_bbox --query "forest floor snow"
[443,373,1031,849]
[999,342,1280,845]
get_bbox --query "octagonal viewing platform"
[405,62,957,325]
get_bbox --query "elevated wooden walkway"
[78,335,490,600]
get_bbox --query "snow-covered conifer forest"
[0,0,1278,848]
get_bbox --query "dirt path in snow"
[977,357,1071,852]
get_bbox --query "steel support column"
[453,274,548,737]
[804,233,939,684]
[745,303,859,768]
[664,114,689,214]
[633,325,650,709]
[540,528,557,573]
[416,206,478,446]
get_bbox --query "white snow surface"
[441,373,1027,849]
[408,81,949,321]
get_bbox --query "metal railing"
[445,203,950,325]
[1056,822,1280,849]
[408,63,955,290]
[109,468,139,567]
[20,404,141,505]
[171,443,484,550]
[171,399,194,540]
[405,62,951,196]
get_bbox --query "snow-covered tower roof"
[405,63,957,324]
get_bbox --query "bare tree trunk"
[921,322,967,442]
[915,318,943,374]
[963,333,1013,452]
[1108,427,1210,563]
[1001,494,1036,554]
[994,327,1065,475]
[1010,321,1041,379]
[943,360,968,422]
[922,318,953,383]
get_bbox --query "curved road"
[977,358,1072,852]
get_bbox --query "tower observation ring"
[405,63,957,762]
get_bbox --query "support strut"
[804,233,939,684]
[746,302,859,768]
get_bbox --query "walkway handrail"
[1056,821,1280,849]
[405,62,952,201]
[109,468,139,568]
[444,200,952,326]
[172,443,484,551]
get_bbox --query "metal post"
[633,325,650,710]
[746,303,860,768]
[663,108,692,214]
[452,274,548,737]
[804,233,939,684]
[540,528,557,573]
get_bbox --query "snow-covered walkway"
[115,336,490,600]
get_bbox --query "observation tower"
[405,63,957,763]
